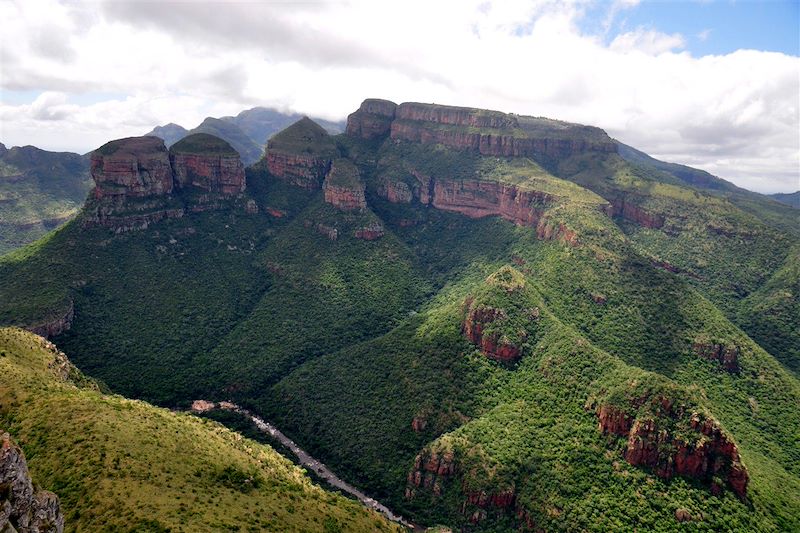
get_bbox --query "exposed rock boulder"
[323,159,366,211]
[693,339,740,373]
[266,117,336,189]
[91,136,172,200]
[0,432,64,533]
[169,133,245,194]
[345,99,397,140]
[595,391,748,499]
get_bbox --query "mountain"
[145,122,189,146]
[144,106,346,166]
[769,191,800,208]
[1,99,798,531]
[0,143,91,255]
[0,327,398,532]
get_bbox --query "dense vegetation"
[1,113,798,531]
[0,327,398,532]
[0,144,90,254]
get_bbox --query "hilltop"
[0,98,798,531]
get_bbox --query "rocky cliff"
[265,117,337,189]
[169,133,246,194]
[86,134,247,229]
[345,99,397,140]
[0,432,64,533]
[596,392,748,499]
[346,100,617,166]
[91,136,173,200]
[323,159,366,211]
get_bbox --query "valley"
[1,98,798,532]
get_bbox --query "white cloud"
[0,0,797,193]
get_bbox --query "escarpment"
[595,390,748,499]
[1,432,64,533]
[693,338,740,373]
[86,134,247,230]
[265,117,336,189]
[347,100,617,166]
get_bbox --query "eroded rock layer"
[1,432,64,533]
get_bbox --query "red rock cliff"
[91,137,173,200]
[266,150,331,190]
[597,397,748,499]
[322,159,366,211]
[346,99,397,140]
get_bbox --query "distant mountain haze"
[144,105,345,165]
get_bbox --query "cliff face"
[462,303,523,363]
[170,154,245,194]
[346,100,617,164]
[693,340,740,373]
[91,137,173,200]
[0,432,64,533]
[610,197,665,229]
[87,135,247,230]
[25,301,74,339]
[266,151,331,190]
[322,159,366,211]
[265,117,337,189]
[596,395,748,499]
[345,99,397,140]
[405,449,456,498]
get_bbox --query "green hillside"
[0,143,91,254]
[0,327,399,532]
[1,103,798,531]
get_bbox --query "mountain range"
[0,98,798,532]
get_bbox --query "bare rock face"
[345,99,397,140]
[610,197,664,229]
[405,449,456,498]
[266,117,336,189]
[354,223,385,240]
[169,134,246,195]
[25,301,74,340]
[91,137,172,200]
[693,340,740,373]
[379,102,617,163]
[0,432,64,533]
[463,303,523,363]
[323,159,366,211]
[596,394,748,499]
[375,176,413,204]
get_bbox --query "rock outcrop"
[346,100,617,165]
[169,134,246,194]
[0,432,64,533]
[323,159,366,211]
[86,135,248,230]
[463,303,523,363]
[596,394,748,499]
[345,99,397,140]
[354,223,385,240]
[91,136,173,200]
[25,300,74,339]
[405,449,456,498]
[265,117,336,189]
[693,340,740,373]
[610,197,664,229]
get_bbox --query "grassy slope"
[0,327,398,533]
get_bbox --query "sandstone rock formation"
[266,117,336,189]
[25,301,74,339]
[405,449,456,498]
[0,432,64,533]
[86,134,248,230]
[169,133,246,194]
[345,99,397,140]
[91,136,173,200]
[610,196,665,229]
[463,303,523,363]
[596,394,748,499]
[323,159,366,211]
[693,340,740,373]
[346,100,617,165]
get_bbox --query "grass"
[169,133,238,155]
[0,327,400,533]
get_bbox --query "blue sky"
[1,0,798,192]
[583,0,800,56]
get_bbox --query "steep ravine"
[189,400,418,530]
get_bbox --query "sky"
[0,0,798,193]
